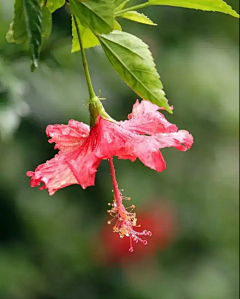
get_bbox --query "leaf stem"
[72,15,96,101]
[115,2,150,16]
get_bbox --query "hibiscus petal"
[132,136,167,172]
[155,130,194,151]
[26,153,79,195]
[95,118,134,159]
[121,100,177,135]
[95,118,166,171]
[67,152,101,189]
[27,121,102,194]
[66,124,102,189]
[46,119,90,152]
[96,117,193,173]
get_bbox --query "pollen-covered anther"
[107,196,152,252]
[122,196,131,201]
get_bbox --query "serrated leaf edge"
[98,32,171,112]
[120,11,157,25]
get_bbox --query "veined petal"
[95,118,166,171]
[121,100,177,135]
[27,123,101,194]
[95,118,134,159]
[46,119,90,152]
[66,124,101,189]
[131,136,166,171]
[155,130,194,151]
[26,152,79,196]
[95,117,193,172]
[67,152,101,189]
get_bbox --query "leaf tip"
[31,60,38,72]
[233,12,240,18]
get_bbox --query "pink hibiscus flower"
[27,100,193,195]
[27,99,193,251]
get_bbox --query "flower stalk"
[72,15,96,101]
[73,16,115,127]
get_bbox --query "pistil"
[108,158,152,252]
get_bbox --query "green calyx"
[89,96,116,127]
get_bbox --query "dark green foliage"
[5,0,238,106]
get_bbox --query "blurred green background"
[0,1,239,299]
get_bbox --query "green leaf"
[44,0,65,13]
[69,0,114,34]
[6,23,16,43]
[98,31,171,112]
[115,0,130,12]
[119,11,157,25]
[5,0,43,71]
[13,0,28,43]
[22,0,43,71]
[148,0,239,18]
[42,7,52,38]
[71,16,100,52]
[114,20,122,31]
[6,19,27,44]
[71,17,122,52]
[6,0,28,44]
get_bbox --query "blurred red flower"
[98,201,177,263]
